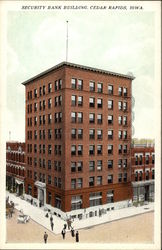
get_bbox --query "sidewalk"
[6,191,154,235]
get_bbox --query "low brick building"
[6,142,26,196]
[131,144,155,203]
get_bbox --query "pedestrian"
[61,228,66,239]
[31,198,33,205]
[45,212,49,218]
[50,215,53,223]
[71,227,75,237]
[64,223,67,230]
[67,219,72,230]
[10,208,13,218]
[76,231,79,242]
[44,232,48,243]
[51,221,54,231]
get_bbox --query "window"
[97,160,102,170]
[89,129,95,139]
[71,145,76,156]
[139,171,143,181]
[58,79,62,90]
[48,98,52,109]
[48,175,51,184]
[43,85,46,95]
[34,130,37,140]
[48,129,52,139]
[34,89,37,98]
[118,130,122,139]
[145,155,149,164]
[89,192,102,207]
[89,161,95,171]
[108,115,113,125]
[118,173,122,183]
[152,154,155,164]
[77,178,83,188]
[107,190,114,203]
[71,112,76,123]
[43,100,46,111]
[118,101,122,110]
[89,97,95,108]
[97,98,102,108]
[55,80,58,91]
[78,79,83,90]
[123,144,127,154]
[108,100,113,109]
[39,144,42,154]
[78,96,83,106]
[123,87,127,97]
[123,102,127,111]
[118,159,122,168]
[71,196,82,210]
[48,160,51,170]
[34,103,38,112]
[58,95,62,105]
[71,162,76,172]
[97,145,102,155]
[89,177,95,187]
[97,176,102,185]
[48,83,52,93]
[43,130,45,139]
[108,130,113,139]
[119,144,122,154]
[34,158,37,167]
[48,114,52,124]
[54,177,58,187]
[78,112,83,123]
[123,159,127,168]
[152,169,154,179]
[34,116,37,126]
[123,173,127,182]
[48,145,52,155]
[43,144,45,154]
[39,87,42,96]
[43,115,46,125]
[97,129,102,139]
[118,116,122,125]
[71,128,76,139]
[108,160,113,169]
[77,161,83,172]
[97,82,103,93]
[108,85,113,95]
[108,174,113,184]
[118,87,122,96]
[135,155,138,165]
[39,101,42,111]
[123,130,127,139]
[34,144,37,153]
[71,78,76,89]
[71,95,76,106]
[123,116,127,126]
[108,145,113,154]
[89,113,95,123]
[78,129,83,139]
[97,114,102,124]
[89,145,95,155]
[71,179,76,189]
[89,81,95,91]
[47,192,52,205]
[78,145,83,156]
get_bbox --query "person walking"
[61,228,66,239]
[67,219,72,230]
[51,221,54,231]
[71,227,75,237]
[50,215,53,223]
[76,231,79,242]
[44,232,48,243]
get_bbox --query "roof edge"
[21,61,135,85]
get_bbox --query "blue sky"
[6,3,158,141]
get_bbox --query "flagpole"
[66,21,68,62]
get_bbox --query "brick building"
[131,144,155,203]
[22,61,135,218]
[6,142,26,196]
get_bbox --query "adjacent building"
[21,61,135,218]
[131,144,155,203]
[6,142,26,196]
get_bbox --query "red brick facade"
[22,62,134,212]
[6,142,26,195]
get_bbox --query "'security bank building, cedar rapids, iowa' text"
[22,62,135,218]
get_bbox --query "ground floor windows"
[55,195,61,209]
[71,195,82,210]
[107,190,114,203]
[89,192,102,207]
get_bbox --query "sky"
[6,3,157,142]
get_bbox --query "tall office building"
[22,62,134,217]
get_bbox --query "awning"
[35,181,46,188]
[15,179,24,185]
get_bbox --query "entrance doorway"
[145,185,149,201]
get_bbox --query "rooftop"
[21,61,135,85]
